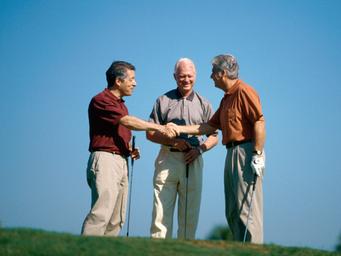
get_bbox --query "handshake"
[159,122,181,138]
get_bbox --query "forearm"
[200,133,219,152]
[178,123,216,135]
[146,130,174,146]
[254,118,266,151]
[120,115,162,132]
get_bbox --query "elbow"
[213,135,219,146]
[146,130,155,141]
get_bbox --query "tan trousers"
[150,146,203,239]
[82,151,128,236]
[224,142,263,244]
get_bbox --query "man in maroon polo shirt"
[82,61,176,236]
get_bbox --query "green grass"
[0,228,339,256]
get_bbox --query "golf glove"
[250,152,265,177]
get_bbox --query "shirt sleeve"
[240,87,264,124]
[202,101,214,122]
[207,100,223,129]
[149,97,163,124]
[90,97,127,126]
[202,101,219,136]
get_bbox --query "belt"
[169,147,191,153]
[225,139,252,149]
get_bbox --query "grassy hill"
[0,228,339,256]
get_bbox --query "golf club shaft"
[243,174,258,243]
[184,163,189,239]
[126,135,136,237]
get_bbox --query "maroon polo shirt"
[88,88,131,157]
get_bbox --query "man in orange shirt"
[168,54,266,243]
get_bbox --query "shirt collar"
[176,88,195,101]
[225,79,241,95]
[104,88,125,103]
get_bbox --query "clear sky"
[1,0,340,251]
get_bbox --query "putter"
[243,174,258,243]
[126,135,136,237]
[184,163,189,239]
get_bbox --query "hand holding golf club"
[130,147,140,160]
[250,152,265,177]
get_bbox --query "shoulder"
[91,90,106,104]
[194,91,209,102]
[237,80,259,97]
[193,91,213,107]
[155,89,178,104]
[163,89,178,99]
[90,89,121,109]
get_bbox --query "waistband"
[90,150,128,159]
[225,139,252,149]
[161,145,192,153]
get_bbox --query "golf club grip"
[253,175,258,191]
[132,136,136,151]
[131,136,136,166]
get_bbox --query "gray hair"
[106,61,135,88]
[211,54,239,79]
[174,58,196,75]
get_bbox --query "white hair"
[174,58,196,75]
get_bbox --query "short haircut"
[173,58,196,75]
[106,61,135,88]
[211,54,239,79]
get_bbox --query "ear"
[173,73,177,81]
[222,69,228,78]
[115,77,122,87]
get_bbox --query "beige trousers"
[224,142,263,244]
[82,151,128,236]
[150,146,203,239]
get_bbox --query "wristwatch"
[197,146,204,155]
[253,150,262,156]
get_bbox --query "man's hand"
[131,148,140,160]
[159,124,178,138]
[166,122,180,136]
[184,148,201,164]
[250,152,265,176]
[171,138,191,152]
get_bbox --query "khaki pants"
[82,151,128,236]
[224,142,263,244]
[150,146,203,239]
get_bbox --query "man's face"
[210,65,224,89]
[174,62,196,96]
[119,69,136,96]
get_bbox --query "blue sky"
[1,0,340,251]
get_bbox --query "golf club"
[184,163,189,239]
[126,135,136,237]
[243,174,258,243]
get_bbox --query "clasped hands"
[159,122,180,138]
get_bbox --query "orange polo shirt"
[208,79,264,145]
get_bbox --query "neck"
[225,79,238,92]
[179,88,192,98]
[109,88,122,99]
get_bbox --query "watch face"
[253,150,262,155]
